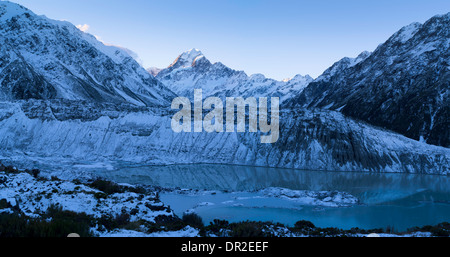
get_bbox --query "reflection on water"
[96,164,450,202]
[95,164,450,231]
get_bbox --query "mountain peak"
[356,51,371,59]
[184,48,203,56]
[179,48,203,61]
[168,48,206,69]
[147,67,162,76]
[291,74,313,82]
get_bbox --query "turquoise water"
[95,164,450,231]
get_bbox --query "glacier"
[0,99,448,175]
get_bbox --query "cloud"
[106,44,144,65]
[92,35,144,65]
[76,24,90,32]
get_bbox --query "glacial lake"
[93,164,450,232]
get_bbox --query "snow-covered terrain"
[0,171,171,222]
[0,168,206,237]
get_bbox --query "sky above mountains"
[8,0,450,80]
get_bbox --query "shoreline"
[1,163,448,237]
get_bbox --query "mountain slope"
[0,1,175,107]
[288,13,450,147]
[156,49,313,101]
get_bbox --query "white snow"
[99,226,199,237]
[393,22,422,43]
[260,187,358,207]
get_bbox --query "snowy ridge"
[0,1,175,107]
[315,50,372,83]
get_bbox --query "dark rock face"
[0,56,56,100]
[289,14,450,147]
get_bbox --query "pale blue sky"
[8,0,450,80]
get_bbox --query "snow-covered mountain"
[0,2,447,176]
[156,49,313,102]
[288,13,450,147]
[0,1,175,107]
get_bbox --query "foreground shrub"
[294,220,316,231]
[409,222,450,237]
[229,221,271,237]
[182,212,204,229]
[97,212,132,231]
[89,179,124,195]
[0,208,93,237]
[144,215,185,233]
[89,178,147,195]
[207,219,230,235]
